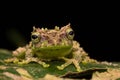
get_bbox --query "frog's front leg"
[17,57,50,68]
[57,57,81,72]
[16,49,50,68]
[5,47,49,68]
[4,47,27,63]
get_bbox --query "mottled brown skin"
[5,23,96,72]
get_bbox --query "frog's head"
[31,23,75,58]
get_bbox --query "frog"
[4,23,97,72]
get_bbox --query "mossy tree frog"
[5,23,96,72]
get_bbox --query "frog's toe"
[57,66,64,70]
[43,63,50,68]
[18,62,25,65]
[17,60,30,65]
[4,59,13,63]
[13,59,20,64]
[40,62,50,68]
[76,68,82,72]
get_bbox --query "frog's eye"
[31,35,38,39]
[66,29,74,40]
[31,32,40,43]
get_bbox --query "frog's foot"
[4,58,20,63]
[57,57,82,72]
[82,57,98,64]
[17,58,50,68]
[36,60,50,68]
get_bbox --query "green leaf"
[0,49,120,80]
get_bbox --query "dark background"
[0,2,119,62]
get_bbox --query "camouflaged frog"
[5,23,96,72]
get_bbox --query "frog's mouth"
[32,45,73,59]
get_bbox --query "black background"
[0,2,119,62]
